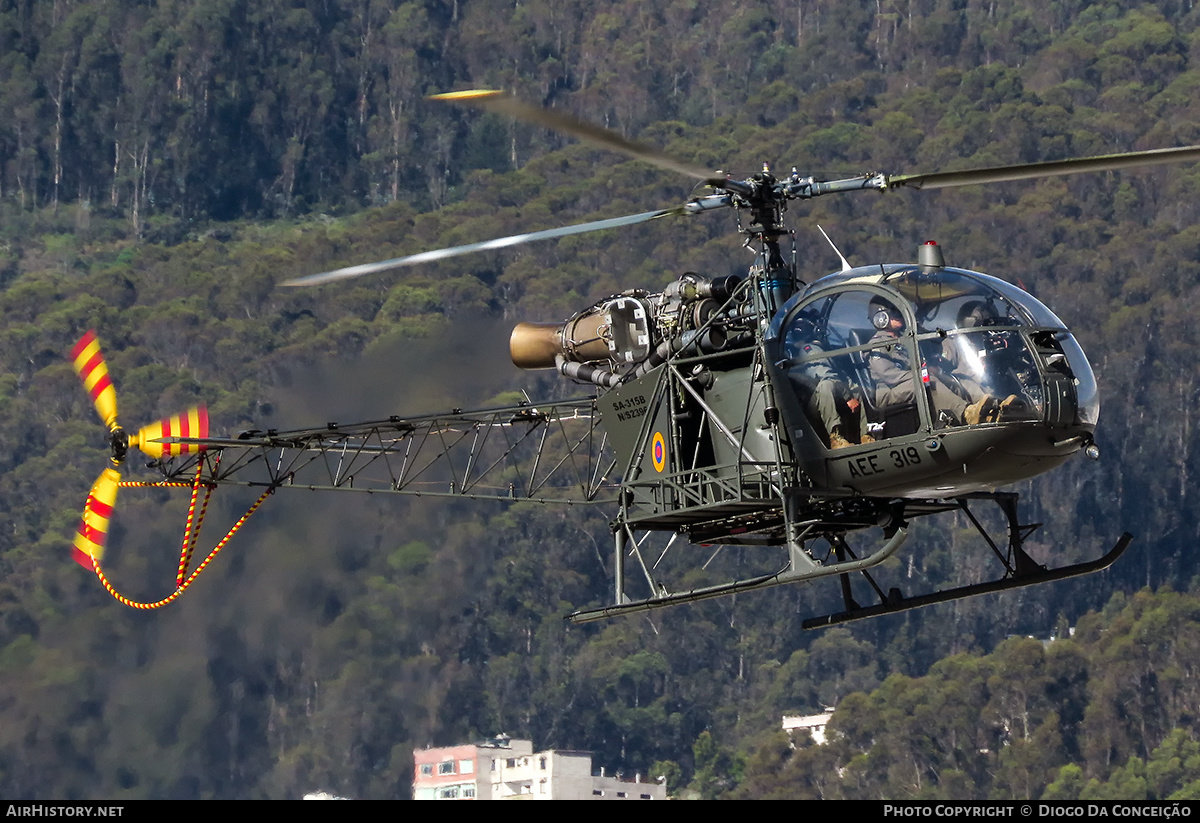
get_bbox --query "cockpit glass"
[881,268,1030,332]
[1059,333,1099,425]
[770,268,1089,444]
[917,329,1043,428]
[978,273,1069,329]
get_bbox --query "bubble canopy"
[767,265,1098,441]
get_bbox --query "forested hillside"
[3,0,1200,800]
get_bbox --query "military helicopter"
[71,90,1200,626]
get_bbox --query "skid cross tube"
[800,492,1133,629]
[570,526,907,622]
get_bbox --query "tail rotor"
[69,330,207,569]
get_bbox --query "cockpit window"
[779,289,926,443]
[916,330,1042,428]
[881,268,1027,333]
[780,297,831,360]
[770,271,1076,444]
[977,273,1069,329]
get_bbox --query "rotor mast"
[720,166,798,315]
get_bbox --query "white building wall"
[782,710,835,745]
[415,738,664,800]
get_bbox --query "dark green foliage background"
[3,0,1200,799]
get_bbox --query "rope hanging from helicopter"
[80,456,276,610]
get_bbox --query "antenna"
[816,225,852,272]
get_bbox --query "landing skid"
[567,492,1131,628]
[803,493,1132,629]
[801,532,1130,628]
[569,526,909,623]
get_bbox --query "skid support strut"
[570,522,908,623]
[802,493,1132,629]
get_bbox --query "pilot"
[867,297,995,426]
[787,323,871,450]
[939,300,1020,421]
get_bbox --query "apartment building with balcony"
[413,736,665,800]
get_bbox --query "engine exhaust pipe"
[510,311,610,369]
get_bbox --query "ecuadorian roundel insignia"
[651,431,667,473]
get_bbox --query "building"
[782,709,835,745]
[413,736,666,800]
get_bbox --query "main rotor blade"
[431,89,719,182]
[888,144,1200,191]
[284,205,692,286]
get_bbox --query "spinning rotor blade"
[289,94,1200,288]
[888,144,1200,191]
[285,90,736,287]
[71,330,118,431]
[68,331,209,571]
[431,89,719,182]
[72,467,119,567]
[284,203,709,286]
[70,330,210,458]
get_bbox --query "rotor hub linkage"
[717,169,789,238]
[109,427,129,464]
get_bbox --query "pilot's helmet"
[869,297,903,331]
[957,300,996,329]
[794,314,820,338]
[786,315,820,358]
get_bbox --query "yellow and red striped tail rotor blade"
[130,406,209,459]
[72,467,120,568]
[70,330,119,431]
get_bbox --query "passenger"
[787,322,872,449]
[938,301,1020,421]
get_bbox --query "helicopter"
[71,90,1200,626]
